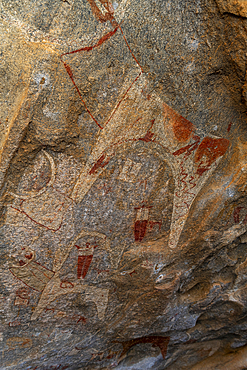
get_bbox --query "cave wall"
[1,1,247,369]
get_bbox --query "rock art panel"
[0,0,247,369]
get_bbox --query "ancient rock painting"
[1,0,246,369]
[4,120,230,322]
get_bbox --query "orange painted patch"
[195,137,230,175]
[164,103,194,142]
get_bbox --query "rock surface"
[1,0,247,369]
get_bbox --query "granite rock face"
[1,1,247,369]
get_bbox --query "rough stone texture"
[1,1,247,369]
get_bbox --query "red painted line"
[104,71,142,127]
[9,269,41,292]
[76,316,87,324]
[10,206,63,232]
[173,135,200,157]
[61,27,119,57]
[227,121,233,132]
[61,19,143,130]
[60,27,120,130]
[62,61,103,129]
[119,25,143,73]
[30,261,55,277]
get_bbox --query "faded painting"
[0,0,247,369]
